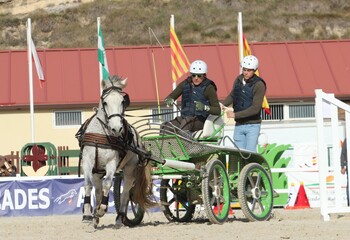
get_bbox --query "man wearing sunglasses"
[162,60,221,134]
[221,55,266,152]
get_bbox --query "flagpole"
[27,18,35,143]
[170,14,177,118]
[237,12,244,74]
[148,27,163,119]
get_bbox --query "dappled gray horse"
[76,75,154,228]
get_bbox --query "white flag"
[31,38,44,81]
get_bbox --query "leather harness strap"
[76,112,150,177]
[81,132,127,175]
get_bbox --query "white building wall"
[223,120,346,151]
[0,108,151,155]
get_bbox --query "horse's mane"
[101,75,127,90]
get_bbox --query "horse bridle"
[98,86,130,133]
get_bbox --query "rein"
[125,110,179,118]
[125,101,181,118]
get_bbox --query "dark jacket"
[223,74,266,124]
[181,78,212,119]
[166,76,221,118]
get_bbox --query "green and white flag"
[98,25,109,80]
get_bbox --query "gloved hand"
[195,101,210,111]
[165,98,174,107]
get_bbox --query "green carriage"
[113,114,275,225]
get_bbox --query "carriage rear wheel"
[160,179,196,222]
[237,163,274,221]
[113,173,144,227]
[202,159,230,224]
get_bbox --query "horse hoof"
[95,211,105,218]
[114,224,123,229]
[93,217,100,229]
[95,205,107,218]
[115,214,124,228]
[82,215,93,222]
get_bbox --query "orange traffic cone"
[213,204,234,215]
[286,182,310,210]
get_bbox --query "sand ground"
[1,208,349,240]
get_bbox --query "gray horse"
[77,75,154,228]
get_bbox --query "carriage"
[113,113,275,225]
[80,76,274,228]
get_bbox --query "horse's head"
[99,75,130,136]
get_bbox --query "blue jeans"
[233,123,261,152]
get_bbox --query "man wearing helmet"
[221,55,266,152]
[162,60,221,133]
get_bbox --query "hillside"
[0,0,350,50]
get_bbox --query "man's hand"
[226,110,235,118]
[165,98,174,107]
[220,102,228,111]
[195,101,210,111]
[341,166,347,175]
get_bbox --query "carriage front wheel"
[237,163,274,221]
[202,159,231,224]
[113,173,144,227]
[160,178,196,222]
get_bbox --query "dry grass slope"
[0,0,350,50]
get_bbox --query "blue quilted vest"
[233,75,265,117]
[181,77,214,119]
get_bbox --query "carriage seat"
[192,114,225,142]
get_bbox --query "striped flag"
[242,33,270,115]
[170,24,190,82]
[98,24,109,80]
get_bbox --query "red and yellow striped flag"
[242,33,270,115]
[170,24,190,82]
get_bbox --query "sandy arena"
[1,208,349,240]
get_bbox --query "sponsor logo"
[54,189,77,205]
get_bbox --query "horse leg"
[82,147,95,222]
[82,178,93,222]
[91,173,104,228]
[115,157,137,228]
[93,175,108,218]
[94,159,117,219]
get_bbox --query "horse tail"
[132,163,156,211]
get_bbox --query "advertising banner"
[0,177,116,217]
[286,143,348,207]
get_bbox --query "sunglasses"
[191,74,204,78]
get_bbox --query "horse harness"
[75,85,149,177]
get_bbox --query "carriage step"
[152,175,186,180]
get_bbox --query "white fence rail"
[315,89,350,221]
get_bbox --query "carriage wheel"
[160,179,196,222]
[202,159,230,224]
[113,173,144,227]
[238,163,274,221]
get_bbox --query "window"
[55,111,82,126]
[262,104,284,120]
[289,104,315,119]
[151,108,174,123]
[261,103,315,121]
